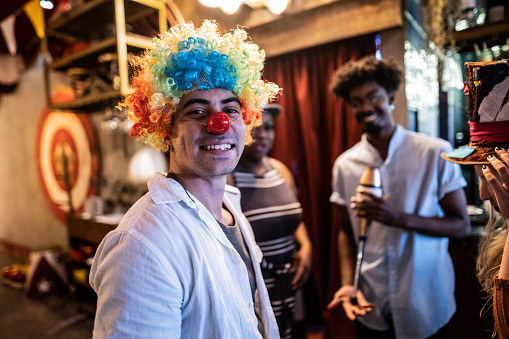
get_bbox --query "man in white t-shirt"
[327,55,471,339]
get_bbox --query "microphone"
[351,167,382,305]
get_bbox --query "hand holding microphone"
[351,167,382,306]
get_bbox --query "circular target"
[36,95,100,223]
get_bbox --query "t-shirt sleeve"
[330,159,348,206]
[438,143,467,199]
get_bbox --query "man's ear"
[165,138,173,150]
[389,92,396,106]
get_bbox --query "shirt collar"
[386,124,405,160]
[359,124,404,164]
[148,172,196,207]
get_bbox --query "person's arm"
[486,148,509,278]
[327,204,374,320]
[351,188,471,238]
[270,158,312,290]
[336,205,355,287]
[90,232,183,338]
[292,222,312,289]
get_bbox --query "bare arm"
[336,205,356,286]
[270,158,312,289]
[292,222,312,289]
[351,188,471,238]
[485,148,509,278]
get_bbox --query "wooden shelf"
[49,34,148,70]
[44,0,167,112]
[66,214,119,303]
[453,20,509,52]
[47,0,157,41]
[49,90,123,112]
[67,214,118,244]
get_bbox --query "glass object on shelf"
[499,39,509,59]
[442,51,464,91]
[455,0,486,31]
[474,42,493,61]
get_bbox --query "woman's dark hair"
[330,55,403,101]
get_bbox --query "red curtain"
[263,33,376,338]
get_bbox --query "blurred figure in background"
[442,60,509,339]
[228,104,313,339]
[327,55,470,339]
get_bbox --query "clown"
[90,20,282,338]
[122,19,280,151]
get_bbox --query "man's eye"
[224,108,241,117]
[187,109,207,117]
[350,100,362,108]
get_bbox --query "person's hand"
[485,147,509,222]
[350,190,405,228]
[327,285,375,321]
[291,246,312,290]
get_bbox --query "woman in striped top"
[227,104,313,339]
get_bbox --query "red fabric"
[263,34,376,338]
[470,121,509,142]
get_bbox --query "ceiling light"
[220,0,243,15]
[198,0,289,15]
[265,0,288,15]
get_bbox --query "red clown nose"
[207,112,231,135]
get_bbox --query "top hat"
[442,60,509,165]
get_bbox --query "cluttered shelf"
[46,0,158,41]
[44,0,167,112]
[48,35,148,70]
[452,19,509,52]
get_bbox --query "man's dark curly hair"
[330,55,403,101]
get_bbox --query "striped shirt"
[233,162,303,339]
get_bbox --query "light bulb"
[221,0,243,14]
[266,0,288,15]
[198,0,222,8]
[40,0,54,10]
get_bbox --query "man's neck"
[170,172,227,221]
[366,124,396,160]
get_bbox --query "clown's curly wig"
[330,55,402,102]
[121,20,281,152]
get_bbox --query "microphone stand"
[351,218,368,305]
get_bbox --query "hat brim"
[441,140,507,165]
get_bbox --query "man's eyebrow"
[181,96,241,109]
[182,98,210,109]
[222,97,241,106]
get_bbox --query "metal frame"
[114,0,168,96]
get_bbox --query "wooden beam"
[247,0,403,57]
